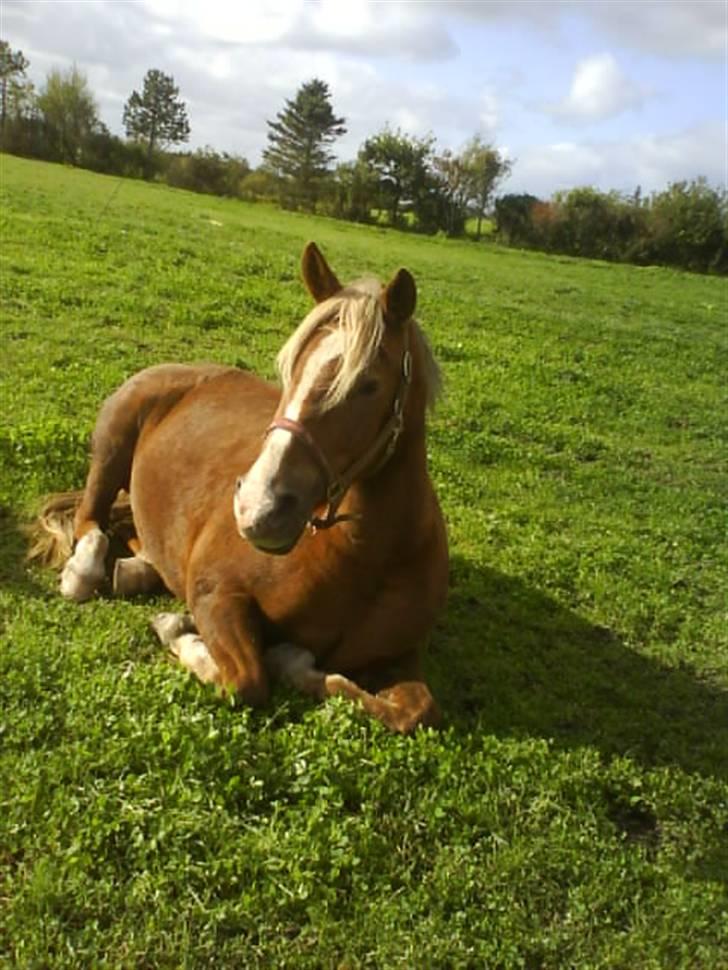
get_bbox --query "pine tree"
[263,78,346,211]
[123,69,190,175]
[0,41,29,134]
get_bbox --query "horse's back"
[129,367,279,596]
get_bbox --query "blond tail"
[26,490,134,569]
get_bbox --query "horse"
[30,243,448,733]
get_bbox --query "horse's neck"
[343,410,431,544]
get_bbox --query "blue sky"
[3,0,725,196]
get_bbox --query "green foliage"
[164,147,251,198]
[36,65,101,164]
[327,160,378,223]
[447,136,512,239]
[263,78,346,212]
[0,38,29,132]
[359,127,436,228]
[82,128,148,179]
[238,167,280,204]
[647,178,728,273]
[1,156,727,968]
[495,183,727,274]
[495,193,540,244]
[123,68,190,172]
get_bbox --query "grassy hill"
[1,154,727,968]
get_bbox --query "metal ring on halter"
[402,349,412,382]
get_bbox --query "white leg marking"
[60,528,109,602]
[171,633,220,685]
[150,613,218,685]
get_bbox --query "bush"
[163,147,250,198]
[495,194,539,245]
[643,179,728,273]
[84,130,147,179]
[238,168,280,204]
[495,182,726,274]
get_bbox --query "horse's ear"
[301,242,342,303]
[382,268,417,326]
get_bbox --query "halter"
[265,327,413,532]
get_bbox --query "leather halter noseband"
[265,328,413,532]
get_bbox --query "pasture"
[1,154,727,968]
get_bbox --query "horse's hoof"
[60,530,109,602]
[151,612,196,645]
[60,564,101,602]
[113,556,162,597]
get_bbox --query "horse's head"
[234,242,422,554]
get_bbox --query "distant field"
[1,154,727,969]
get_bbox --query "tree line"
[1,40,725,273]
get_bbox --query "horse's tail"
[26,490,134,568]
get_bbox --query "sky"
[3,0,726,197]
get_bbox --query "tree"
[123,69,190,174]
[359,128,435,227]
[646,178,727,273]
[263,78,346,211]
[36,65,100,163]
[458,136,512,240]
[494,193,539,245]
[329,160,378,223]
[432,150,470,235]
[0,40,29,134]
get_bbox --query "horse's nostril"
[236,476,244,491]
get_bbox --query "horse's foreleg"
[61,391,139,602]
[326,673,440,734]
[266,644,440,734]
[189,585,269,707]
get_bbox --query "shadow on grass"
[0,505,46,597]
[431,554,728,781]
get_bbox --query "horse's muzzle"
[234,476,307,555]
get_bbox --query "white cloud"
[479,89,499,132]
[440,0,725,60]
[142,0,456,61]
[508,121,725,197]
[589,0,725,60]
[140,0,724,64]
[144,0,300,45]
[2,0,722,198]
[549,53,648,124]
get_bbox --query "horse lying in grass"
[31,243,448,733]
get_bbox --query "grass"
[1,153,727,968]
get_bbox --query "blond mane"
[277,277,441,410]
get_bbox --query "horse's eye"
[358,379,379,396]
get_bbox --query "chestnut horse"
[32,243,448,732]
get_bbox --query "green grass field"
[1,154,727,969]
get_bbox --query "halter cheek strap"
[265,331,413,532]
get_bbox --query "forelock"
[277,278,385,410]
